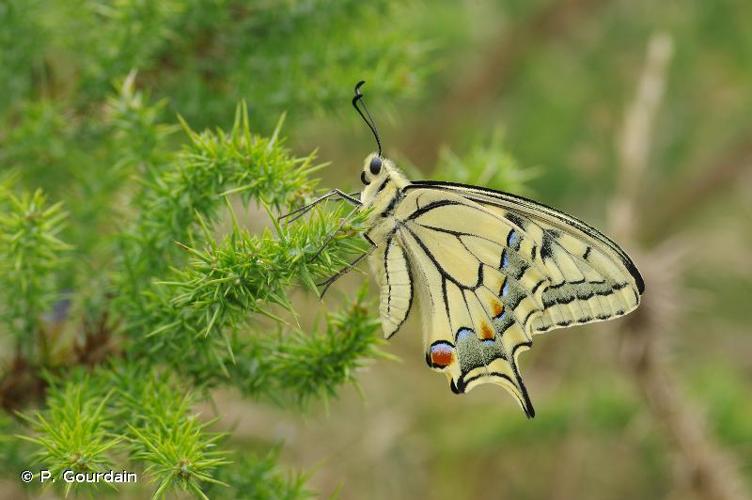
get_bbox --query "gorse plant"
[0,189,70,356]
[0,1,443,497]
[0,1,537,497]
[0,87,389,496]
[0,74,528,498]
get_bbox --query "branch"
[611,33,674,238]
[611,33,749,500]
[641,138,752,243]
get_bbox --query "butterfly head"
[359,153,409,207]
[360,153,386,185]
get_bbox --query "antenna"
[352,80,382,156]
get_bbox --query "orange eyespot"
[429,343,454,368]
[431,350,453,368]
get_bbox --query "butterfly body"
[357,153,644,417]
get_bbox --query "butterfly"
[284,82,644,417]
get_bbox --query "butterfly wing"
[406,181,644,333]
[396,216,537,416]
[369,237,415,339]
[377,184,643,416]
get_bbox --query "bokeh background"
[1,0,751,499]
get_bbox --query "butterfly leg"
[318,234,377,297]
[278,190,361,223]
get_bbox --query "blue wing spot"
[431,343,453,355]
[501,249,509,269]
[507,230,520,249]
[456,328,474,342]
[502,280,510,297]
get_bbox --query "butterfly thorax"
[358,154,410,242]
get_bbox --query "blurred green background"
[1,0,751,498]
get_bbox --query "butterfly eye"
[369,157,382,175]
[360,171,370,185]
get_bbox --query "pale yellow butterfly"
[283,82,644,417]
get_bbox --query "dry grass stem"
[612,33,750,500]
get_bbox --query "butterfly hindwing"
[372,236,414,339]
[391,193,538,415]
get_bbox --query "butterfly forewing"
[404,182,643,331]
